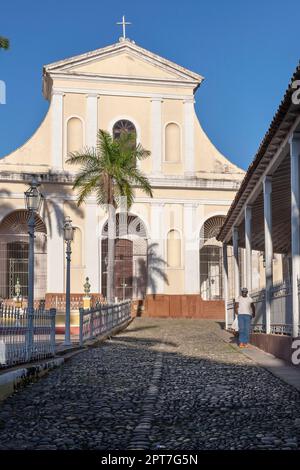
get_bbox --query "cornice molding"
[0,192,233,208]
[49,72,199,88]
[51,85,194,102]
[0,170,242,191]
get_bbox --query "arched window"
[67,117,83,155]
[165,123,181,162]
[167,230,181,268]
[113,120,136,145]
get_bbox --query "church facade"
[0,37,244,316]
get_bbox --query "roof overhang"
[217,63,300,247]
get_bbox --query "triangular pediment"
[44,40,204,85]
[67,51,185,80]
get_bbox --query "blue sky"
[0,0,299,170]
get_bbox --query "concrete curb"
[0,319,132,402]
[0,357,65,402]
[215,327,300,392]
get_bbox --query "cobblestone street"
[1,318,300,450]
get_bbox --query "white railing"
[271,282,293,335]
[250,288,266,333]
[227,299,235,327]
[227,281,294,335]
[79,300,131,346]
[0,306,56,368]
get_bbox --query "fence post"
[118,303,121,325]
[99,303,103,334]
[25,307,34,362]
[113,304,117,327]
[110,305,113,329]
[79,308,84,347]
[90,309,94,340]
[49,308,56,355]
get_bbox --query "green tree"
[0,37,9,50]
[66,129,153,303]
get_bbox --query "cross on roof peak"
[116,15,132,40]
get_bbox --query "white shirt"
[236,295,253,315]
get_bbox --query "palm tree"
[66,129,153,303]
[0,37,9,50]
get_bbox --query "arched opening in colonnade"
[199,215,227,300]
[0,209,47,301]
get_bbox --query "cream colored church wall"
[194,118,243,179]
[139,187,237,201]
[164,270,185,294]
[202,204,230,218]
[130,202,151,232]
[164,204,183,234]
[73,53,189,80]
[0,107,52,169]
[98,95,152,174]
[63,93,86,172]
[164,204,184,294]
[162,99,184,175]
[0,196,25,223]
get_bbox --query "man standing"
[234,287,255,348]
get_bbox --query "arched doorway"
[101,214,147,300]
[0,210,47,301]
[199,216,225,300]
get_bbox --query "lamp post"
[63,216,75,346]
[24,177,43,359]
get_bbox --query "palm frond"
[66,148,99,166]
[0,36,9,50]
[126,167,153,198]
[75,174,100,206]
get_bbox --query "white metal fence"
[0,306,56,368]
[227,281,295,335]
[79,300,131,346]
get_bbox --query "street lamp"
[24,177,43,359]
[63,216,75,346]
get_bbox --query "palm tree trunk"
[107,204,116,303]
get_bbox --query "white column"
[46,199,64,293]
[223,243,229,329]
[150,202,165,294]
[290,132,300,338]
[183,98,195,177]
[232,226,240,299]
[245,205,252,293]
[263,175,273,334]
[184,203,199,293]
[86,94,98,148]
[85,202,99,293]
[51,91,64,172]
[151,98,163,176]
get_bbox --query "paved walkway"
[1,318,300,450]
